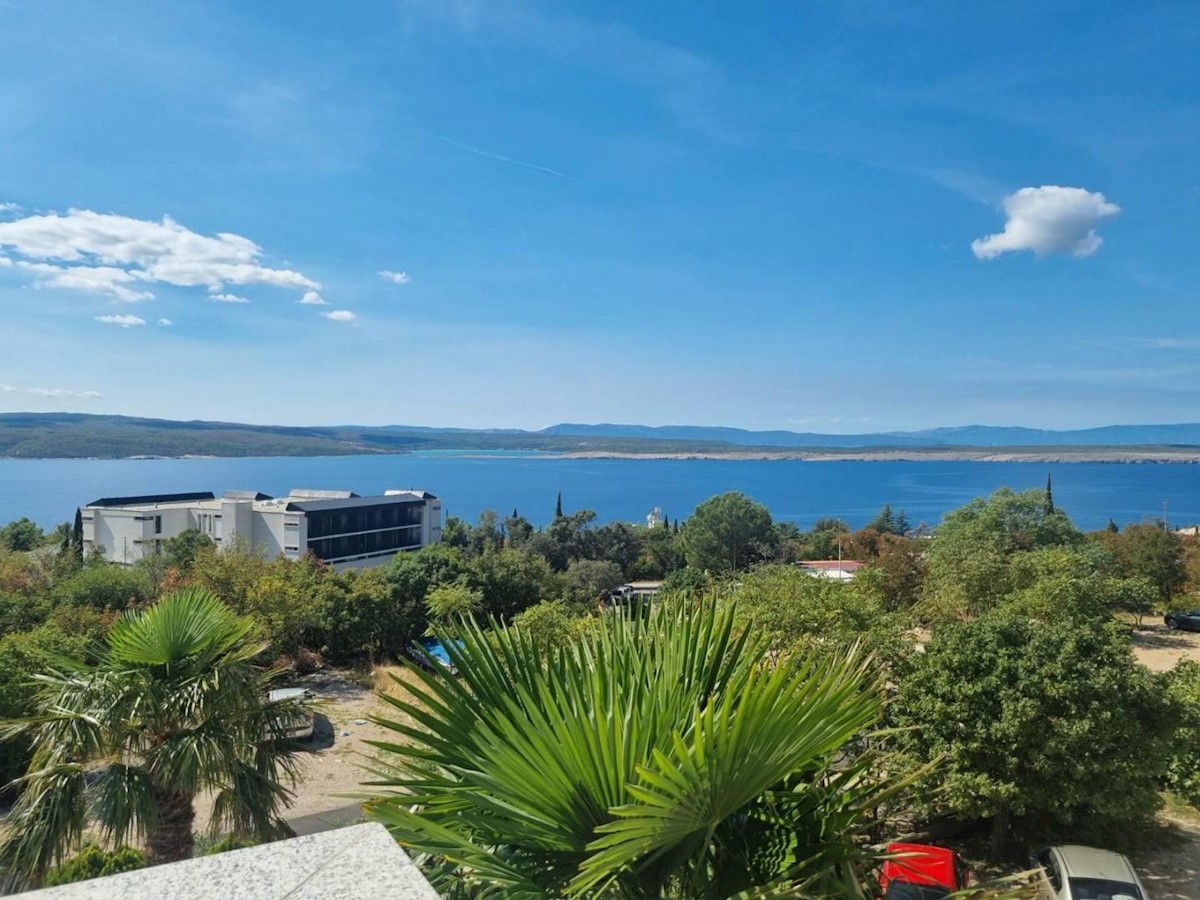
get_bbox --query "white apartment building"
[78,488,442,572]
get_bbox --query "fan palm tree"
[364,600,916,898]
[0,586,309,883]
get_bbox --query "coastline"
[553,448,1200,464]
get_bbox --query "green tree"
[510,600,581,650]
[467,510,504,558]
[466,547,557,620]
[922,487,1082,618]
[503,509,534,548]
[630,523,685,580]
[0,518,44,553]
[159,529,215,572]
[53,563,150,613]
[1096,522,1187,603]
[797,517,850,561]
[0,625,89,789]
[1164,660,1200,807]
[891,611,1175,859]
[589,521,640,574]
[425,582,483,631]
[730,565,911,669]
[867,504,897,535]
[560,558,624,609]
[0,588,309,881]
[367,602,904,897]
[681,491,775,572]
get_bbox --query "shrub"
[41,844,145,886]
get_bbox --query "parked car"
[879,842,968,899]
[1031,845,1147,900]
[408,636,461,675]
[267,687,314,741]
[1164,610,1200,631]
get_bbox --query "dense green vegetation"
[1,483,1199,891]
[366,602,905,897]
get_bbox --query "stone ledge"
[19,823,439,899]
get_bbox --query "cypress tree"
[555,492,563,519]
[1107,518,1119,533]
[1045,473,1055,514]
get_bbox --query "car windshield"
[1066,877,1142,900]
[885,884,950,900]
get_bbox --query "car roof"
[1052,845,1138,882]
[268,687,310,701]
[882,843,959,889]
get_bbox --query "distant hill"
[538,422,1200,448]
[1,412,1199,459]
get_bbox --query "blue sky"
[0,0,1197,432]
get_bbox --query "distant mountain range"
[2,412,1200,459]
[537,422,1200,448]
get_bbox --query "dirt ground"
[194,664,423,832]
[1131,624,1200,672]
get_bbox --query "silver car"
[1032,845,1147,900]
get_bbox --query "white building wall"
[83,492,439,570]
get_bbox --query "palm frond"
[366,600,904,898]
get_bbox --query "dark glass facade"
[305,502,424,562]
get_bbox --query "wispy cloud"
[0,207,320,301]
[0,383,103,399]
[95,314,146,328]
[1123,337,1200,350]
[438,136,581,183]
[157,318,172,327]
[405,2,738,141]
[321,309,357,322]
[972,186,1120,259]
[298,290,328,305]
[209,292,249,303]
[378,269,411,285]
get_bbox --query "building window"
[154,515,162,534]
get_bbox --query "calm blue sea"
[0,454,1196,532]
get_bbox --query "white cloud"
[0,208,320,302]
[321,309,357,322]
[0,383,102,398]
[210,292,249,303]
[26,387,104,399]
[0,255,10,266]
[157,318,172,327]
[972,186,1120,259]
[18,261,154,302]
[0,202,19,215]
[94,314,146,328]
[378,269,411,285]
[298,290,329,305]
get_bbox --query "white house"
[78,488,442,571]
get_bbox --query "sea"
[1,453,1198,533]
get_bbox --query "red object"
[879,843,964,895]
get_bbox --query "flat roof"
[84,491,215,509]
[284,494,429,512]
